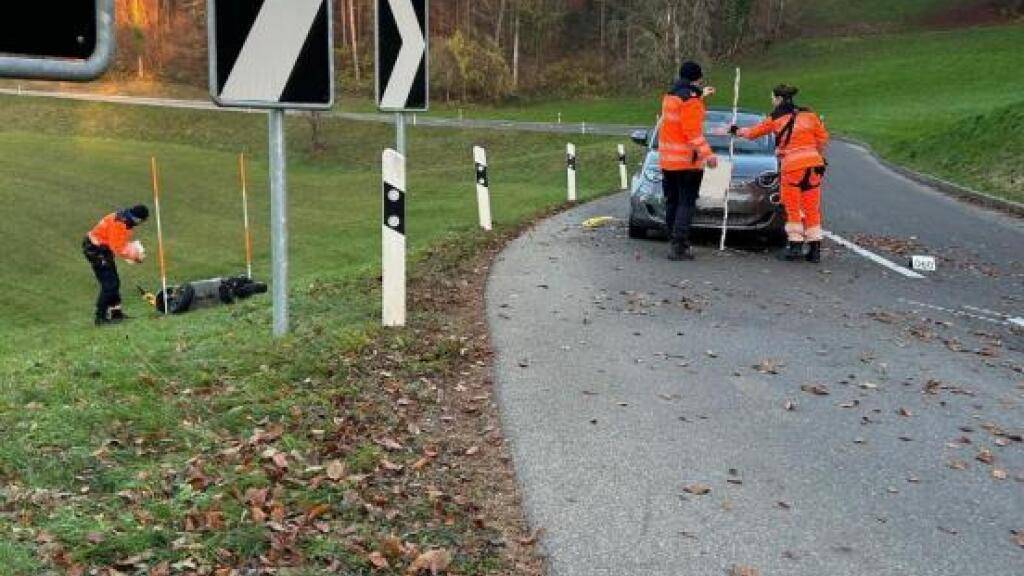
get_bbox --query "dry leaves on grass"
[407,549,452,575]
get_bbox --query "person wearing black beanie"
[82,205,150,325]
[659,60,718,261]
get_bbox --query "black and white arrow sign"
[376,0,428,112]
[208,0,334,109]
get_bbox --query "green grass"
[0,95,619,574]
[426,24,1024,203]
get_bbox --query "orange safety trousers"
[780,168,823,242]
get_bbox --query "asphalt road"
[487,141,1024,576]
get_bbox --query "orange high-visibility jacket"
[738,109,829,174]
[88,213,135,259]
[659,92,713,171]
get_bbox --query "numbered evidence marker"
[0,1,115,81]
[910,255,937,273]
[474,146,493,231]
[208,0,334,109]
[382,149,407,327]
[567,143,578,202]
[376,0,428,111]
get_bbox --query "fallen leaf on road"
[754,359,782,375]
[729,565,760,576]
[783,400,797,411]
[1012,530,1024,548]
[800,384,830,396]
[938,526,959,536]
[897,407,913,417]
[948,460,968,470]
[776,501,792,510]
[517,528,544,545]
[976,449,995,465]
[992,469,1008,480]
[859,382,879,390]
[838,400,860,409]
[683,484,711,495]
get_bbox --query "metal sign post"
[208,0,334,337]
[268,110,289,336]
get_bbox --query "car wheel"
[628,221,648,239]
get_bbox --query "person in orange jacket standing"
[660,61,718,261]
[729,84,829,262]
[83,205,148,325]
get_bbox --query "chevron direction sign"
[208,0,334,110]
[376,0,428,112]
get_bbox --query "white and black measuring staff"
[474,146,493,231]
[617,144,628,190]
[719,67,741,251]
[567,143,578,202]
[376,0,429,156]
[382,149,407,327]
[207,0,335,336]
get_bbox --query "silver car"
[628,109,784,242]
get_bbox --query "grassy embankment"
[0,96,618,574]
[433,25,1024,204]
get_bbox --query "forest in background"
[110,1,1022,102]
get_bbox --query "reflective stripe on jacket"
[87,213,134,259]
[738,110,829,174]
[659,94,713,171]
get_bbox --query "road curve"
[487,141,1023,576]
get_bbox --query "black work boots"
[777,241,822,263]
[667,242,695,261]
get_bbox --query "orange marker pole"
[239,153,254,279]
[150,157,169,315]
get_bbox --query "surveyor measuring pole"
[720,67,741,252]
[238,153,254,279]
[150,157,169,316]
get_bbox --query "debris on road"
[581,216,617,229]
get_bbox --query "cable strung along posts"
[617,144,629,191]
[382,149,407,327]
[473,146,493,231]
[566,143,578,202]
[720,67,741,251]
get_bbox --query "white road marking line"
[221,0,323,103]
[823,230,925,279]
[900,298,1019,327]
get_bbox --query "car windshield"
[651,112,774,155]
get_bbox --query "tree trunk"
[495,0,506,47]
[349,0,360,83]
[512,1,520,89]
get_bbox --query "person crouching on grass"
[83,205,148,325]
[726,84,830,263]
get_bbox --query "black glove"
[728,125,739,136]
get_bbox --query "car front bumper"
[629,177,784,232]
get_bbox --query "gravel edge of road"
[835,136,1024,219]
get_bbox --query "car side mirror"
[630,129,649,147]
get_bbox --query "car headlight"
[756,171,779,189]
[643,165,663,183]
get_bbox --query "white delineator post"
[617,144,628,190]
[566,143,577,202]
[382,148,407,327]
[474,146,493,231]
